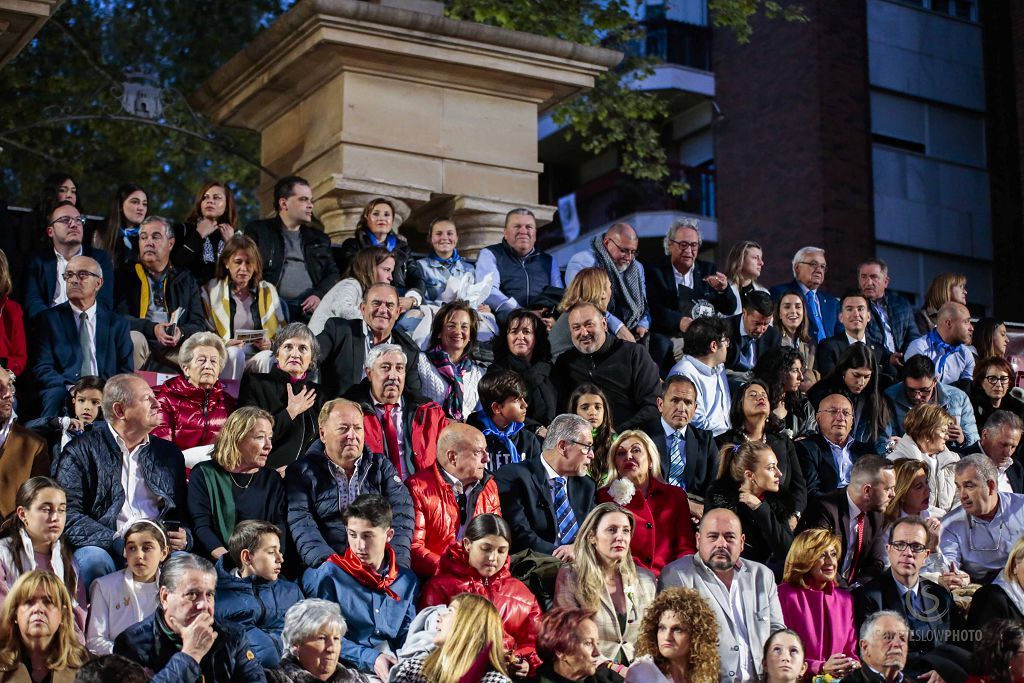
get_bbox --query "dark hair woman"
[808,343,891,445]
[486,310,557,431]
[569,384,617,484]
[752,346,817,440]
[172,180,238,284]
[94,183,148,265]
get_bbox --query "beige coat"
[888,434,960,516]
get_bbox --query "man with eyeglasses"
[495,413,596,563]
[114,553,265,682]
[645,218,736,344]
[797,393,877,498]
[940,454,1024,584]
[905,301,975,390]
[34,255,133,417]
[566,222,651,342]
[24,200,115,320]
[114,216,207,371]
[883,355,978,454]
[967,411,1024,493]
[316,283,422,400]
[853,517,970,683]
[769,246,841,343]
[405,423,499,578]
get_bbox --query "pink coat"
[777,582,858,676]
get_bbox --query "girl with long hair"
[173,180,237,283]
[95,183,148,265]
[808,343,892,444]
[569,384,616,483]
[309,247,395,334]
[487,310,556,430]
[752,346,817,439]
[916,272,967,335]
[723,240,767,316]
[773,291,819,390]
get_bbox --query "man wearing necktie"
[858,259,921,377]
[33,255,133,418]
[769,246,841,343]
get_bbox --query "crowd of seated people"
[0,169,1020,683]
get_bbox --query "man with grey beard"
[660,508,784,683]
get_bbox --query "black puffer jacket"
[243,217,340,298]
[705,475,795,578]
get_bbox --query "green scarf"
[196,460,236,548]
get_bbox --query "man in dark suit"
[344,343,446,480]
[317,283,421,400]
[645,218,736,338]
[968,410,1024,493]
[799,455,895,587]
[842,612,910,683]
[858,259,921,376]
[494,414,596,562]
[769,246,841,343]
[23,201,115,320]
[816,292,888,378]
[641,374,719,517]
[723,291,780,379]
[34,255,133,417]
[852,517,970,683]
[797,393,878,498]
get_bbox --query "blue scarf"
[926,328,961,376]
[430,249,462,267]
[367,231,397,252]
[478,411,524,465]
[121,225,140,250]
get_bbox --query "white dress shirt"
[673,265,695,290]
[53,247,83,307]
[842,493,864,576]
[111,424,162,534]
[70,300,98,376]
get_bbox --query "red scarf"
[326,545,401,600]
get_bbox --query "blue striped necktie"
[552,477,579,545]
[668,432,686,489]
[806,290,826,342]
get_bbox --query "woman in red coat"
[596,430,696,575]
[152,332,236,451]
[420,514,542,677]
[0,251,26,376]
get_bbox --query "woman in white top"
[887,403,960,515]
[723,240,769,316]
[418,301,485,421]
[85,519,168,654]
[625,587,720,683]
[308,246,395,335]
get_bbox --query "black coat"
[798,487,888,586]
[113,263,206,342]
[705,475,795,576]
[723,313,782,372]
[966,582,1024,632]
[243,217,339,298]
[494,456,596,555]
[853,570,957,654]
[316,317,422,401]
[171,221,229,285]
[796,433,878,498]
[336,228,423,295]
[552,335,661,431]
[237,366,324,470]
[716,429,807,513]
[486,354,557,429]
[641,419,720,500]
[645,257,737,336]
[816,334,888,378]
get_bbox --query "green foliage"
[709,0,809,44]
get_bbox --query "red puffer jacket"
[152,375,236,450]
[420,541,542,673]
[406,464,501,578]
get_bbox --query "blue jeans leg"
[74,545,118,593]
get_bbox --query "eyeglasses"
[905,384,935,398]
[888,541,928,555]
[818,408,853,418]
[570,440,594,454]
[985,376,1011,385]
[62,271,101,282]
[798,260,828,272]
[967,517,1006,553]
[49,215,86,228]
[668,238,700,252]
[606,238,637,257]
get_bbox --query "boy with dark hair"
[467,369,541,470]
[214,520,302,668]
[302,494,417,681]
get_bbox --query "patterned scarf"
[207,277,282,342]
[592,235,645,329]
[367,231,397,252]
[427,345,470,421]
[429,249,461,267]
[478,412,524,465]
[926,328,962,376]
[121,225,140,251]
[326,545,401,600]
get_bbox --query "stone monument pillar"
[192,0,619,257]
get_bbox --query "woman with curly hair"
[625,587,720,683]
[0,571,89,682]
[753,346,817,439]
[966,620,1024,683]
[777,529,860,679]
[569,384,616,483]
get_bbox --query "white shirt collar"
[541,454,562,482]
[846,332,867,345]
[661,417,687,439]
[108,422,150,454]
[69,300,98,319]
[847,492,863,520]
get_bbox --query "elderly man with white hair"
[769,246,841,343]
[268,599,370,682]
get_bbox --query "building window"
[889,0,978,22]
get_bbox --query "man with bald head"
[405,422,501,577]
[904,301,975,388]
[660,508,785,683]
[566,222,651,340]
[34,254,134,417]
[797,393,878,498]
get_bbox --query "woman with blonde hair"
[596,430,696,575]
[0,571,89,682]
[777,530,859,679]
[887,404,959,515]
[554,503,657,669]
[309,246,395,334]
[390,593,512,682]
[968,535,1024,630]
[915,272,967,335]
[706,441,794,578]
[0,250,26,377]
[723,240,767,316]
[625,587,720,683]
[186,406,287,560]
[549,267,634,358]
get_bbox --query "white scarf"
[995,573,1024,617]
[16,527,68,591]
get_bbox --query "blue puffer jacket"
[53,426,191,552]
[285,441,414,569]
[114,609,266,683]
[214,555,303,667]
